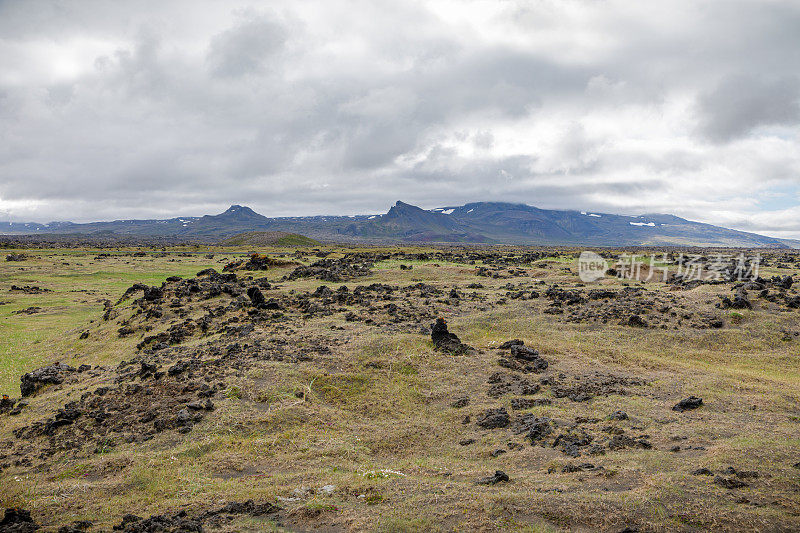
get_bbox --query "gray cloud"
[696,75,800,141]
[206,12,287,78]
[0,0,798,238]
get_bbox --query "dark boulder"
[1,394,14,413]
[476,470,509,485]
[430,318,474,355]
[0,508,39,532]
[450,396,470,408]
[510,345,538,361]
[625,315,648,327]
[553,429,595,457]
[607,434,652,451]
[673,396,703,412]
[486,372,540,398]
[112,512,202,532]
[476,407,510,429]
[714,476,748,489]
[312,285,332,298]
[20,363,75,397]
[143,286,163,301]
[515,415,552,443]
[496,345,548,374]
[498,339,524,349]
[246,287,266,308]
[721,288,752,310]
[205,499,280,517]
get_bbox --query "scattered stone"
[9,285,50,294]
[510,398,536,410]
[0,394,14,413]
[0,508,38,532]
[561,463,598,473]
[489,371,540,398]
[227,253,295,272]
[247,286,267,307]
[20,363,75,397]
[499,339,524,349]
[673,396,703,412]
[284,255,371,282]
[431,318,474,355]
[476,407,510,429]
[714,476,749,489]
[720,289,752,310]
[111,499,279,532]
[476,470,509,485]
[14,307,42,315]
[497,344,548,373]
[625,315,648,327]
[143,286,163,301]
[692,468,713,476]
[607,434,652,451]
[450,396,470,408]
[175,408,192,426]
[111,512,201,532]
[517,415,552,443]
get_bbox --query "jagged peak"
[217,205,262,218]
[386,201,425,216]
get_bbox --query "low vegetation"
[0,245,799,531]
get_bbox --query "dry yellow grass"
[0,246,799,531]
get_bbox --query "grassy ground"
[1,246,799,531]
[0,250,222,392]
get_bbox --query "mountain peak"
[217,205,262,218]
[386,201,428,218]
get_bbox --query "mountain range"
[2,201,798,248]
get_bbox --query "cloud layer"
[1,0,799,237]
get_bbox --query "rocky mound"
[284,254,375,282]
[222,253,297,271]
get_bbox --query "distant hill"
[3,202,799,248]
[219,231,320,246]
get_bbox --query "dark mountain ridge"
[2,201,798,248]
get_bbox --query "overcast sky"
[1,0,799,237]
